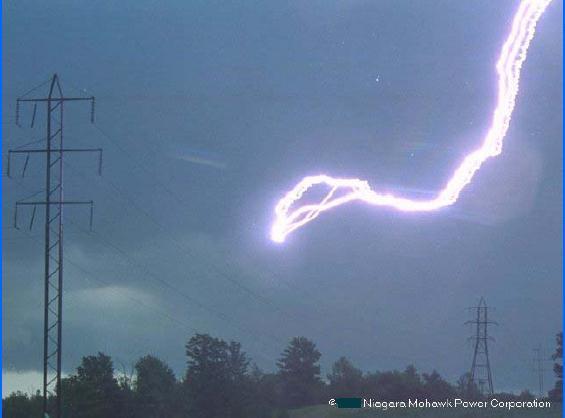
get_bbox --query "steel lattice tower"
[467,297,497,396]
[9,74,101,418]
[533,345,551,398]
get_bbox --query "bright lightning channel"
[271,0,553,243]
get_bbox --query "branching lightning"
[271,0,553,243]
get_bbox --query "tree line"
[3,332,562,417]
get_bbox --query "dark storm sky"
[2,0,562,395]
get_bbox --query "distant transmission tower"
[9,74,101,418]
[466,297,497,396]
[533,345,551,398]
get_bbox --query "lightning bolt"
[271,0,553,243]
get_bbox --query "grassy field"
[289,403,562,418]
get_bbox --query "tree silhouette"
[327,356,363,397]
[134,355,177,417]
[62,352,122,418]
[422,370,456,400]
[456,372,481,399]
[1,391,42,418]
[277,336,322,408]
[184,333,250,418]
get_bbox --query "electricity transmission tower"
[533,345,551,398]
[466,297,497,396]
[8,74,101,418]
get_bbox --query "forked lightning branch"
[270,0,553,243]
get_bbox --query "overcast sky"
[2,0,562,397]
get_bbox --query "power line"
[8,175,284,363]
[62,146,293,321]
[9,225,201,352]
[70,220,288,350]
[89,123,327,328]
